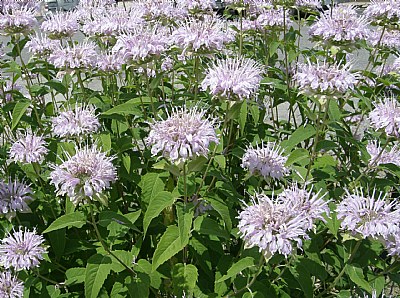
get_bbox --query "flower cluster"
[51,105,101,138]
[364,0,400,25]
[49,41,98,69]
[41,12,79,39]
[9,132,48,164]
[0,228,47,271]
[368,97,400,138]
[26,33,59,58]
[0,271,24,298]
[337,188,400,239]
[201,57,263,100]
[146,106,219,163]
[49,145,117,206]
[366,141,400,167]
[0,6,37,35]
[256,5,292,30]
[241,142,289,180]
[0,179,32,220]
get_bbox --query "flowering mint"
[0,271,24,298]
[364,0,400,25]
[41,12,79,39]
[295,0,321,10]
[309,5,369,46]
[277,184,329,230]
[294,60,358,97]
[241,142,289,180]
[337,188,400,239]
[384,231,400,256]
[49,41,98,70]
[176,0,215,14]
[0,179,32,220]
[201,57,263,100]
[146,106,219,163]
[256,5,292,30]
[171,15,235,55]
[49,145,117,206]
[0,5,37,35]
[368,97,400,138]
[97,52,124,72]
[132,0,185,22]
[10,132,48,164]
[368,29,400,50]
[366,140,400,167]
[27,33,59,58]
[51,105,101,138]
[0,80,22,104]
[0,228,47,271]
[238,192,309,258]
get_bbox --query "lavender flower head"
[295,0,321,10]
[0,179,32,220]
[0,271,24,298]
[309,5,369,46]
[294,60,358,97]
[256,5,292,30]
[238,192,309,258]
[171,15,235,55]
[176,0,215,14]
[112,25,168,64]
[0,6,37,35]
[337,188,400,239]
[146,106,219,163]
[10,132,48,164]
[368,97,400,138]
[364,0,400,25]
[97,52,124,72]
[201,57,263,100]
[0,227,47,271]
[41,12,79,39]
[366,140,400,167]
[241,142,289,180]
[384,230,400,256]
[368,29,400,50]
[132,0,185,22]
[51,104,101,138]
[49,41,98,70]
[49,145,117,206]
[27,32,59,58]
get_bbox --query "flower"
[171,15,235,55]
[0,80,22,103]
[41,11,79,39]
[241,142,289,180]
[336,188,400,239]
[366,140,400,167]
[384,230,400,256]
[201,57,263,100]
[277,183,330,230]
[294,60,358,97]
[309,5,369,46]
[49,145,117,206]
[0,6,37,35]
[0,227,47,271]
[146,106,219,163]
[0,271,24,298]
[131,0,185,22]
[367,29,400,50]
[49,41,98,70]
[368,97,400,138]
[176,0,215,13]
[256,5,292,30]
[51,104,101,138]
[238,192,309,258]
[96,52,124,72]
[112,25,168,63]
[26,32,59,58]
[295,0,321,10]
[0,179,32,220]
[364,0,400,25]
[9,132,48,164]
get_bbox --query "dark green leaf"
[43,211,86,233]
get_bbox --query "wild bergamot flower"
[368,97,400,138]
[0,271,24,298]
[0,179,32,220]
[9,132,48,164]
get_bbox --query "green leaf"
[286,148,309,166]
[194,216,230,240]
[48,229,66,258]
[345,264,372,293]
[139,173,165,205]
[187,156,208,173]
[11,101,30,130]
[102,99,142,116]
[43,211,86,233]
[98,211,137,231]
[85,254,112,298]
[206,195,232,231]
[172,263,198,297]
[152,225,188,272]
[143,191,175,235]
[65,267,86,285]
[110,250,134,273]
[290,263,313,298]
[176,203,194,246]
[216,257,255,283]
[45,80,68,94]
[281,125,316,152]
[239,100,247,135]
[325,210,340,238]
[126,273,150,297]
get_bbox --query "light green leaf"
[216,257,255,283]
[143,191,175,235]
[126,273,150,297]
[139,173,165,205]
[206,196,232,231]
[65,267,86,285]
[286,148,309,166]
[345,264,372,293]
[11,101,30,130]
[176,202,193,246]
[172,263,198,297]
[43,211,86,233]
[194,216,230,240]
[239,100,247,135]
[281,125,316,152]
[110,250,134,273]
[85,254,112,298]
[102,99,142,116]
[152,225,188,272]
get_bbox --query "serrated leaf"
[126,273,150,297]
[110,250,134,273]
[281,125,316,152]
[194,216,230,240]
[152,225,188,272]
[143,191,175,235]
[98,211,136,229]
[85,254,112,298]
[43,211,86,233]
[187,156,208,173]
[206,196,232,231]
[345,264,372,293]
[239,100,247,135]
[66,267,86,285]
[176,202,193,246]
[172,263,198,297]
[102,99,142,116]
[286,148,309,166]
[45,80,68,94]
[216,257,255,283]
[139,173,165,205]
[11,101,30,130]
